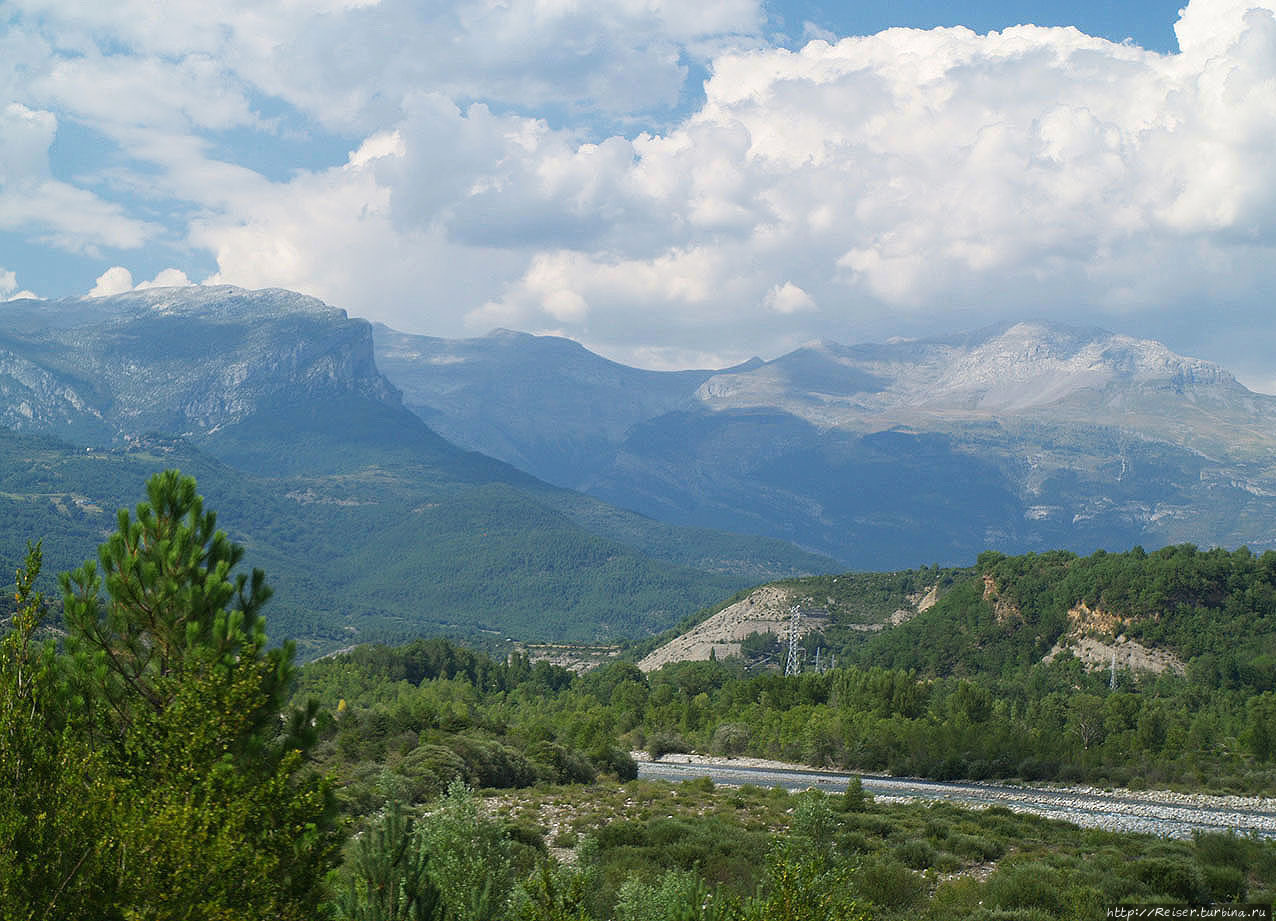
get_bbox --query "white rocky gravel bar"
[636,753,1276,840]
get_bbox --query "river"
[636,756,1276,839]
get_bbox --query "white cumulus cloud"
[135,268,192,289]
[88,265,191,296]
[437,0,1276,363]
[88,266,135,297]
[0,102,155,253]
[765,282,816,314]
[4,0,1276,378]
[0,268,38,300]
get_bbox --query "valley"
[5,285,1276,918]
[10,1,1276,915]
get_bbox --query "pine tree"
[61,469,279,735]
[332,801,444,921]
[56,470,338,918]
[0,543,116,919]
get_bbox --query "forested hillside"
[5,473,1276,919]
[622,544,1276,791]
[0,426,832,657]
[841,545,1276,687]
[0,288,836,656]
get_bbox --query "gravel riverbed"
[636,753,1276,839]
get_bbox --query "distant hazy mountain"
[0,287,833,654]
[375,321,1276,568]
[373,325,747,486]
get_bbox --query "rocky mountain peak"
[0,285,397,446]
[695,320,1247,422]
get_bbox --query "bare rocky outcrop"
[879,583,941,629]
[638,581,945,669]
[1042,601,1186,676]
[638,586,827,672]
[982,575,1022,624]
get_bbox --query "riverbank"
[637,752,1276,838]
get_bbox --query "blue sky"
[774,2,1184,51]
[2,0,1275,391]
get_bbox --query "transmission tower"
[784,605,801,677]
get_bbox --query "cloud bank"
[3,0,1275,382]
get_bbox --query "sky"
[2,0,1275,390]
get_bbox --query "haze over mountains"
[0,286,830,656]
[377,319,1276,568]
[3,284,1274,653]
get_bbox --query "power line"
[785,605,801,677]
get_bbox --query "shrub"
[648,732,691,761]
[684,775,715,794]
[855,858,924,910]
[526,740,597,784]
[711,723,751,756]
[959,909,1058,921]
[505,820,547,852]
[986,863,1064,915]
[1134,856,1208,904]
[949,832,1005,862]
[1202,864,1246,903]
[837,831,871,854]
[790,792,838,861]
[596,820,651,849]
[1193,830,1248,868]
[841,776,869,812]
[894,838,938,870]
[447,735,540,789]
[593,748,639,781]
[845,813,893,838]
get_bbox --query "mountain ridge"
[0,286,837,655]
[373,315,1276,568]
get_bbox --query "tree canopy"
[0,470,336,919]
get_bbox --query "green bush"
[505,820,547,852]
[591,747,639,781]
[648,733,692,760]
[986,863,1064,915]
[1193,830,1248,868]
[448,735,540,789]
[395,744,469,801]
[837,831,872,854]
[596,820,651,849]
[711,723,751,756]
[960,909,1058,921]
[855,858,924,910]
[841,776,869,812]
[949,832,1005,862]
[526,740,597,784]
[1134,856,1208,904]
[894,838,939,870]
[1201,864,1246,903]
[844,813,893,838]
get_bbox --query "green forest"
[0,428,828,658]
[4,471,1276,919]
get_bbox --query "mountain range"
[375,320,1276,568]
[4,284,1274,652]
[0,287,830,656]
